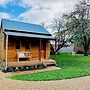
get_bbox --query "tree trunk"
[84,46,89,56]
[83,36,89,56]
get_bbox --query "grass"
[8,53,90,81]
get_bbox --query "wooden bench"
[17,52,31,62]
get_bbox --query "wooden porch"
[2,59,56,68]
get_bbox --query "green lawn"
[8,53,90,81]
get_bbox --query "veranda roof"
[5,31,55,40]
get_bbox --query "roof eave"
[4,29,52,36]
[4,31,55,40]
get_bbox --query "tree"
[52,18,67,53]
[63,0,90,56]
[40,22,48,29]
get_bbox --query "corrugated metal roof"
[5,31,55,40]
[2,19,51,35]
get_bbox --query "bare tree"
[40,20,67,53]
[52,18,67,53]
[40,22,48,29]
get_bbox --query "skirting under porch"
[2,59,56,69]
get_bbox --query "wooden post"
[39,39,42,61]
[5,35,8,70]
[44,42,46,59]
[54,39,56,61]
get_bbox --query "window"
[16,40,20,49]
[25,41,30,50]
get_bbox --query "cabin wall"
[46,40,50,59]
[4,37,31,62]
[30,40,50,60]
[31,40,39,60]
[0,34,4,61]
[3,37,50,62]
[3,36,16,62]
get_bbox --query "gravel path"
[0,71,90,90]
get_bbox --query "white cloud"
[0,12,13,26]
[0,12,12,20]
[0,0,13,6]
[18,0,79,26]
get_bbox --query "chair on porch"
[17,52,31,62]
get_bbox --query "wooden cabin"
[0,19,56,71]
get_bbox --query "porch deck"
[3,59,56,68]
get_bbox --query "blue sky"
[0,5,27,17]
[0,0,79,27]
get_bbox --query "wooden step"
[42,59,57,66]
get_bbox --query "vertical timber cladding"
[30,39,50,60]
[46,40,50,59]
[8,37,16,61]
[3,35,6,62]
[5,36,16,62]
[0,34,4,61]
[31,39,39,60]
